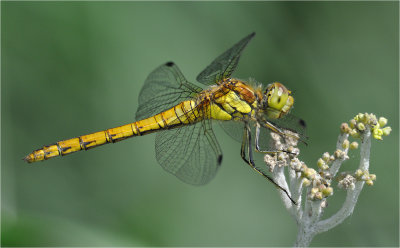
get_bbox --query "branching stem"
[263,113,389,247]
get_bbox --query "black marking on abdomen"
[43,145,53,158]
[109,133,117,143]
[173,106,184,126]
[154,115,163,129]
[134,122,141,136]
[84,141,95,149]
[59,145,72,155]
[79,137,87,150]
[179,102,193,124]
[109,136,127,143]
[55,143,63,155]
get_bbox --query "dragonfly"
[24,32,306,204]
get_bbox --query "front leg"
[240,124,296,205]
[255,122,281,153]
[255,122,299,156]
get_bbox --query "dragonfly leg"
[241,124,297,205]
[254,123,298,156]
[254,123,279,154]
[240,125,249,164]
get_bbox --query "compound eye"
[269,87,288,110]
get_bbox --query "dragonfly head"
[262,82,294,119]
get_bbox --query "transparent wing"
[196,32,256,86]
[254,112,307,150]
[254,120,277,151]
[219,111,306,152]
[220,118,277,151]
[264,112,307,144]
[155,119,223,185]
[219,119,246,143]
[136,62,202,120]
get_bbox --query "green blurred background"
[2,2,398,246]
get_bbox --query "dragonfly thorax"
[262,82,294,119]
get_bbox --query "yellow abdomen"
[24,100,204,163]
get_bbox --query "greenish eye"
[269,90,288,110]
[264,82,294,119]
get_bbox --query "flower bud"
[302,178,311,187]
[315,192,323,200]
[317,158,325,169]
[369,174,376,181]
[382,126,392,136]
[349,119,357,128]
[350,141,359,149]
[342,139,349,149]
[378,117,387,127]
[355,169,363,178]
[322,187,333,197]
[322,152,330,162]
[357,123,365,131]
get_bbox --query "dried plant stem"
[263,113,390,247]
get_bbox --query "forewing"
[196,32,256,86]
[136,62,202,120]
[155,119,223,185]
